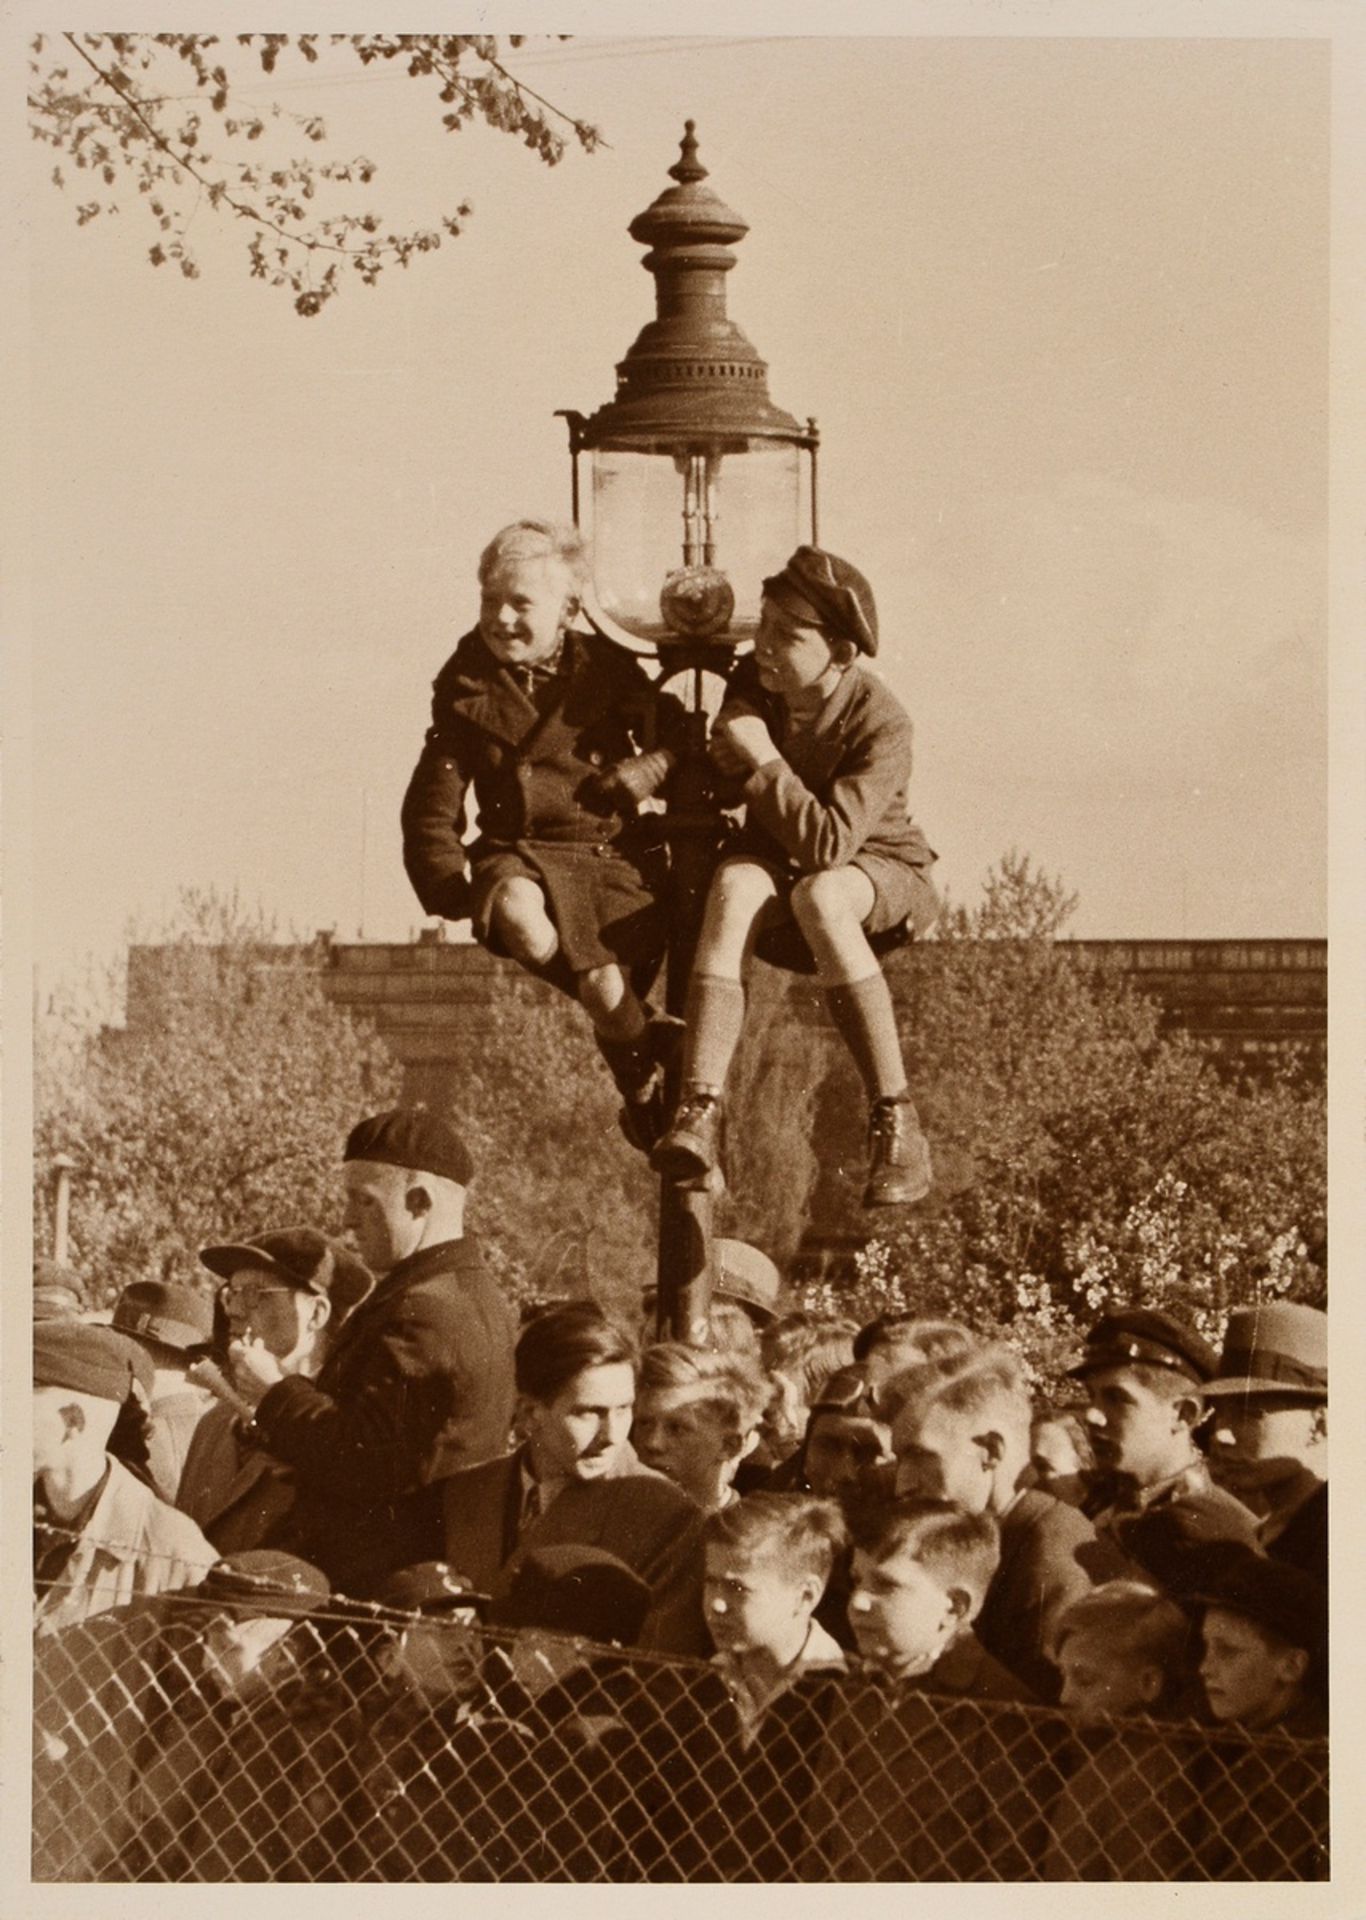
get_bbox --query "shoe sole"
[650,1135,715,1181]
[862,1167,932,1207]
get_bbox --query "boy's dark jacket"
[401,626,673,922]
[249,1236,516,1595]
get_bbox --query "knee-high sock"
[680,972,747,1091]
[824,972,909,1101]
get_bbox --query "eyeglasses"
[221,1283,296,1310]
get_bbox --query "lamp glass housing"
[587,439,804,646]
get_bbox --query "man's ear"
[61,1402,85,1438]
[1137,1662,1164,1705]
[405,1180,433,1220]
[944,1585,972,1623]
[736,1426,761,1462]
[1172,1391,1204,1433]
[1310,1407,1328,1445]
[306,1294,332,1335]
[1279,1644,1310,1687]
[978,1428,1006,1470]
[797,1571,823,1614]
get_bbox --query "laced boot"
[863,1094,933,1208]
[651,1084,724,1182]
[596,1033,666,1155]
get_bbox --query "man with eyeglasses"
[177,1229,372,1556]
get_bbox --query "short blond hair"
[478,519,589,590]
[638,1343,769,1447]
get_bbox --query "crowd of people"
[31,524,1328,1879]
[33,1103,1329,1881]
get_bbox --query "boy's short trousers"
[470,837,669,977]
[722,847,941,975]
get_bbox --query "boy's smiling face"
[479,554,575,667]
[704,1545,817,1662]
[847,1547,959,1678]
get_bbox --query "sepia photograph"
[7,1,1360,1900]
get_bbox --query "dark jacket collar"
[371,1233,483,1299]
[437,627,591,749]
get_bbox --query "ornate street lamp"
[560,121,819,651]
[560,123,818,1343]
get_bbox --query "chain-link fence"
[33,1549,1329,1883]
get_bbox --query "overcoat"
[401,626,676,974]
[249,1235,516,1594]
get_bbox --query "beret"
[1203,1302,1327,1401]
[376,1560,491,1616]
[196,1550,331,1620]
[490,1544,652,1646]
[199,1228,374,1317]
[762,546,879,657]
[113,1280,215,1353]
[33,1322,154,1402]
[1068,1308,1216,1386]
[344,1106,474,1188]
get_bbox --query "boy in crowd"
[1068,1308,1259,1591]
[179,1228,372,1555]
[1204,1302,1327,1587]
[890,1345,1117,1698]
[1029,1409,1097,1512]
[703,1493,847,1736]
[853,1312,978,1398]
[34,1323,217,1635]
[1044,1581,1202,1881]
[110,1281,215,1502]
[753,1312,858,1469]
[632,1343,769,1514]
[1196,1549,1326,1736]
[800,1499,1054,1879]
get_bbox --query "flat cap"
[199,1228,373,1317]
[375,1561,490,1616]
[490,1544,651,1646]
[33,1322,154,1403]
[345,1106,473,1188]
[1194,1544,1326,1658]
[715,1239,782,1325]
[196,1550,331,1620]
[1068,1307,1216,1386]
[113,1280,215,1353]
[762,546,879,656]
[1203,1302,1327,1400]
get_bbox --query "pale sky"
[15,22,1335,987]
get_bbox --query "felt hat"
[761,546,879,656]
[1192,1543,1326,1657]
[199,1228,374,1317]
[195,1550,331,1620]
[33,1322,154,1402]
[345,1106,474,1188]
[112,1280,215,1353]
[490,1544,651,1646]
[376,1561,491,1616]
[714,1239,783,1325]
[1203,1303,1327,1401]
[1068,1308,1216,1386]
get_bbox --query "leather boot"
[596,1033,664,1154]
[651,1085,724,1181]
[863,1094,932,1208]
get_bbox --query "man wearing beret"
[231,1108,517,1595]
[177,1228,373,1556]
[1205,1301,1328,1588]
[653,546,939,1210]
[1070,1307,1259,1592]
[33,1322,217,1634]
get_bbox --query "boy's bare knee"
[577,963,625,1020]
[712,860,778,916]
[791,868,859,930]
[489,879,558,967]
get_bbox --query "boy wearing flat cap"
[1071,1308,1259,1592]
[110,1279,216,1502]
[33,1323,217,1634]
[1205,1301,1327,1587]
[177,1227,372,1557]
[654,545,939,1209]
[232,1108,517,1596]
